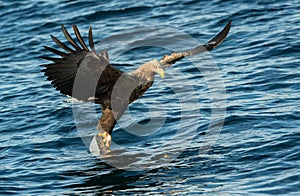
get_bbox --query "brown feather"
[73,25,89,51]
[61,25,81,51]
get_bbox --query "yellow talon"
[97,132,105,137]
[97,132,112,149]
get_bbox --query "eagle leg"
[95,108,119,151]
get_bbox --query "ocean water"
[1,0,300,195]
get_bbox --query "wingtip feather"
[72,24,89,51]
[88,26,95,51]
[205,20,232,50]
[61,24,81,51]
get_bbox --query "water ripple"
[0,0,299,195]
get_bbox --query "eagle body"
[94,63,156,135]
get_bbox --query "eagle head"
[132,59,165,81]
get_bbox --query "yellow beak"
[157,67,165,78]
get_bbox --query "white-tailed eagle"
[40,21,231,152]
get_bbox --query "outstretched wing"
[40,25,124,101]
[160,20,232,67]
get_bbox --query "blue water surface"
[0,0,299,195]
